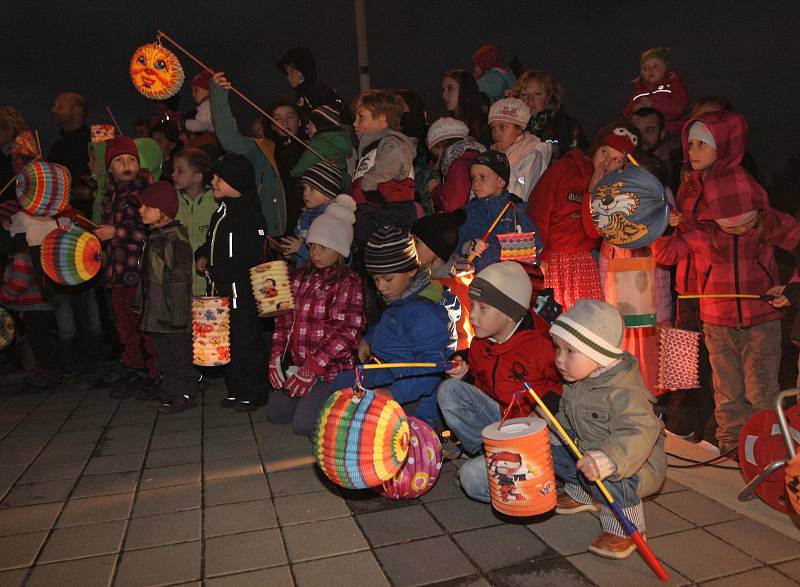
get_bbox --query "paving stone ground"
[0,373,798,586]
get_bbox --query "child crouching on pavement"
[549,300,665,559]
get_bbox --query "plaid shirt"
[271,265,365,381]
[653,208,800,328]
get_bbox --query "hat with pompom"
[306,194,357,257]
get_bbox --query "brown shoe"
[158,395,197,414]
[556,493,601,515]
[588,532,639,559]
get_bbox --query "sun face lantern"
[130,43,185,100]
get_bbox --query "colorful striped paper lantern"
[16,162,71,217]
[40,226,102,285]
[497,231,537,265]
[314,388,410,489]
[377,417,443,499]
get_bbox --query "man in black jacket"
[49,92,92,217]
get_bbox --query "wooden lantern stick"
[155,31,325,160]
[466,200,513,262]
[106,106,123,135]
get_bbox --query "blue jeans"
[550,433,641,508]
[437,378,501,454]
[50,288,102,341]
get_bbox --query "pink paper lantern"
[377,417,443,500]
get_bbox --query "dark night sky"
[4,0,799,177]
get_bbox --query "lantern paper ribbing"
[130,43,185,100]
[192,296,231,366]
[40,226,102,286]
[314,388,409,489]
[250,261,295,317]
[377,417,442,499]
[16,162,71,217]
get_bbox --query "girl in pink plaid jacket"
[266,195,366,436]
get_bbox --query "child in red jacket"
[653,112,800,453]
[622,47,688,136]
[528,122,639,310]
[438,261,562,501]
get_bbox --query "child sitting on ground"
[411,210,474,350]
[291,105,352,179]
[425,117,486,213]
[622,47,688,136]
[134,181,195,414]
[280,159,343,268]
[439,261,562,484]
[488,98,552,201]
[458,150,538,273]
[173,148,217,297]
[333,225,457,426]
[267,195,366,435]
[549,300,665,559]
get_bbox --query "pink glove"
[284,366,318,398]
[268,355,285,390]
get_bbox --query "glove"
[284,366,318,398]
[584,450,617,481]
[268,355,285,390]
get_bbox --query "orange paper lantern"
[130,43,185,100]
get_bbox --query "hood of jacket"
[276,47,317,86]
[499,131,544,167]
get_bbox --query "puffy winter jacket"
[291,130,353,178]
[351,129,416,205]
[623,71,688,135]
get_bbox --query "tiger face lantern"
[130,43,185,100]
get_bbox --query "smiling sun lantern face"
[129,43,185,100]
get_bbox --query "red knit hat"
[602,127,638,156]
[472,44,501,71]
[104,136,139,168]
[191,71,212,91]
[134,181,179,218]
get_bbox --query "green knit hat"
[640,47,671,65]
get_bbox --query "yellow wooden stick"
[627,153,640,167]
[360,362,441,370]
[466,200,513,262]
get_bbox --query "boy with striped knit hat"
[549,300,665,559]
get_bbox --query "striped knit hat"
[310,105,342,133]
[364,225,419,275]
[301,159,343,199]
[549,300,624,367]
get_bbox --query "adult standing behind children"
[195,154,269,411]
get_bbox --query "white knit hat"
[306,194,357,257]
[469,261,532,321]
[426,117,469,149]
[550,300,624,367]
[488,98,531,128]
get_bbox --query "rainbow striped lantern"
[377,417,443,499]
[0,308,15,351]
[15,162,71,217]
[314,387,410,489]
[40,225,102,286]
[497,231,537,265]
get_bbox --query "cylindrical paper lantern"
[250,261,295,317]
[192,296,231,366]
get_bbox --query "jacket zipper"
[733,235,743,328]
[701,265,712,293]
[491,354,500,395]
[208,202,226,268]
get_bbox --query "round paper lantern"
[15,162,71,217]
[738,406,800,514]
[590,166,669,249]
[314,388,409,489]
[0,308,15,351]
[40,225,102,286]
[377,417,443,499]
[130,43,185,100]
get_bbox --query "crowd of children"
[2,43,798,561]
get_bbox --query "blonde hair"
[511,70,563,114]
[0,106,27,138]
[353,90,404,130]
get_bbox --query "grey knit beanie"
[549,300,624,366]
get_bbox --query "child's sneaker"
[588,532,639,559]
[555,493,601,514]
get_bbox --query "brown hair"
[511,70,563,114]
[353,90,404,130]
[302,254,348,281]
[0,106,27,139]
[174,148,212,184]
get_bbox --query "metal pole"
[354,0,371,91]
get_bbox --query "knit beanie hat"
[105,136,139,168]
[549,300,624,367]
[688,121,717,149]
[307,194,357,257]
[426,117,469,149]
[364,225,419,274]
[471,150,510,186]
[640,46,671,65]
[472,44,501,72]
[301,159,343,200]
[469,262,531,322]
[135,181,179,219]
[488,98,531,128]
[601,127,639,157]
[191,71,212,91]
[212,153,256,194]
[411,209,467,263]
[309,105,342,133]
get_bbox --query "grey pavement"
[0,374,798,586]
